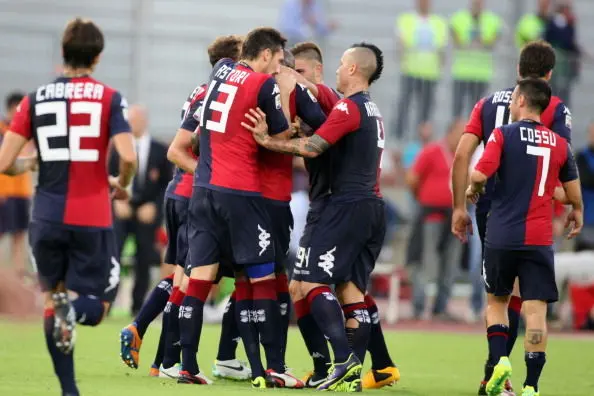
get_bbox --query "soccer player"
[289,41,400,389]
[450,40,571,395]
[0,18,136,396]
[467,77,582,396]
[179,27,302,388]
[243,42,386,391]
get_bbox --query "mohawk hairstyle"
[351,42,384,85]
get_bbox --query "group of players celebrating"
[0,16,584,396]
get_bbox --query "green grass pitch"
[1,319,593,395]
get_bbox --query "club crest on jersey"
[335,102,349,114]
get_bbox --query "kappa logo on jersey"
[298,83,318,102]
[564,106,572,129]
[318,247,337,277]
[190,85,206,100]
[257,224,271,256]
[335,102,349,114]
[179,305,193,319]
[120,97,129,120]
[488,133,497,143]
[193,105,203,121]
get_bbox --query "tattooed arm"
[242,108,330,158]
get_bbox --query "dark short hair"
[351,42,384,85]
[291,41,323,64]
[208,35,243,67]
[516,77,552,114]
[62,18,104,69]
[240,27,286,60]
[5,91,25,110]
[519,40,556,78]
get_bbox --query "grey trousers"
[411,220,462,317]
[392,75,436,141]
[452,80,489,119]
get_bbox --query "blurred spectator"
[109,104,171,315]
[516,0,551,49]
[0,91,34,276]
[402,122,433,169]
[405,120,463,321]
[278,0,337,47]
[450,0,502,118]
[574,122,594,252]
[392,0,447,143]
[544,1,581,107]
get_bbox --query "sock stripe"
[44,308,55,318]
[252,279,277,300]
[509,296,522,313]
[186,279,212,302]
[294,298,310,319]
[171,289,185,306]
[306,285,333,306]
[235,281,252,301]
[342,302,367,315]
[276,273,289,293]
[487,332,509,339]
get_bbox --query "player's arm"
[257,77,294,140]
[243,99,359,158]
[0,96,36,175]
[295,84,327,131]
[470,128,504,195]
[452,98,485,210]
[274,69,297,137]
[168,99,202,173]
[560,144,583,239]
[109,92,136,189]
[550,102,572,143]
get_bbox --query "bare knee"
[485,294,511,327]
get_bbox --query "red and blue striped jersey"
[465,88,572,214]
[476,120,577,248]
[316,91,384,202]
[165,83,206,201]
[259,83,326,203]
[9,76,130,229]
[196,59,289,194]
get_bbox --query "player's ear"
[544,70,553,81]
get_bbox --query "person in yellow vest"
[393,0,448,142]
[0,92,34,276]
[515,0,550,49]
[450,0,501,119]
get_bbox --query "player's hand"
[276,66,298,94]
[465,186,481,204]
[242,108,270,146]
[565,209,583,240]
[137,202,157,224]
[109,175,130,201]
[451,207,473,243]
[23,156,38,172]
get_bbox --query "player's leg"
[518,248,558,395]
[212,266,251,381]
[177,188,220,384]
[160,268,187,377]
[291,207,331,387]
[362,294,400,390]
[483,247,516,396]
[297,203,372,391]
[34,233,78,396]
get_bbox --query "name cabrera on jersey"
[465,87,572,213]
[9,76,130,228]
[196,58,288,194]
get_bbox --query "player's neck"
[62,66,93,78]
[518,112,541,124]
[342,82,369,98]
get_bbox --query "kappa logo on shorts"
[257,224,271,256]
[482,259,490,288]
[318,247,337,277]
[104,256,121,293]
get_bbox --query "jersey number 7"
[200,81,238,133]
[36,101,101,162]
[526,145,550,197]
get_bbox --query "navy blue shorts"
[265,200,293,273]
[293,199,386,293]
[164,197,190,267]
[0,197,30,234]
[29,221,119,300]
[483,246,558,303]
[187,187,275,269]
